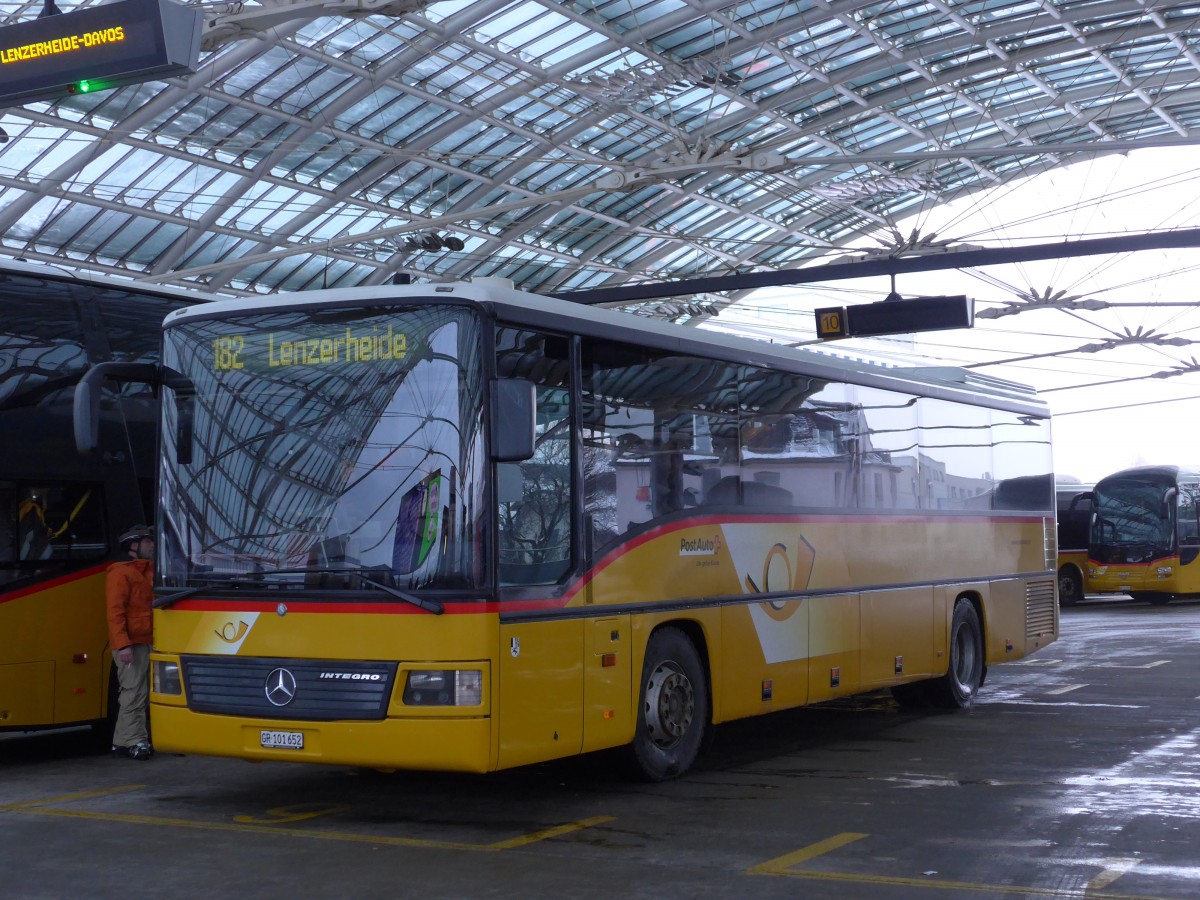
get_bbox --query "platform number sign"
[815,306,848,340]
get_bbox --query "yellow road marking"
[233,803,350,825]
[745,832,867,874]
[11,802,613,853]
[749,835,1168,900]
[0,785,142,811]
[1088,858,1141,891]
[486,816,614,850]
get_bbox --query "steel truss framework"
[1,0,1200,306]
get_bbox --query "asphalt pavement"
[3,594,1198,899]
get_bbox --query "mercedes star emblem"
[264,667,297,707]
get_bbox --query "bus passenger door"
[494,329,582,768]
[497,618,583,769]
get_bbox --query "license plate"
[260,730,304,750]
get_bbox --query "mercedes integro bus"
[1085,465,1200,605]
[75,281,1060,779]
[1,261,198,738]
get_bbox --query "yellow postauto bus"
[1,262,194,737]
[1085,465,1200,605]
[76,281,1059,779]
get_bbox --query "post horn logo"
[215,620,250,643]
[744,539,816,621]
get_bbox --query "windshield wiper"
[223,565,445,615]
[154,585,209,609]
[351,571,444,615]
[153,574,274,609]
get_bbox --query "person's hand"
[118,646,133,666]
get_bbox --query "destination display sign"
[0,0,202,107]
[212,324,411,373]
[815,295,974,340]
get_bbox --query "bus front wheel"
[1058,566,1083,606]
[630,627,708,781]
[928,600,984,709]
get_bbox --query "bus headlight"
[1156,566,1173,577]
[153,660,182,695]
[403,669,482,706]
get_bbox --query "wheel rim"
[644,659,694,750]
[1059,571,1079,601]
[951,624,979,696]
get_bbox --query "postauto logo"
[679,533,722,557]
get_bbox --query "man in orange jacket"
[106,524,155,760]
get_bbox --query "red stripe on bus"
[0,563,109,604]
[167,599,510,615]
[162,511,1048,615]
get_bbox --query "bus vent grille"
[181,656,397,721]
[1025,580,1057,639]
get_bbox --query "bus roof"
[0,258,223,305]
[1095,464,1200,485]
[163,281,1050,417]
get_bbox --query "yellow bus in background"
[77,282,1059,779]
[1086,465,1200,605]
[0,262,194,738]
[1055,481,1094,606]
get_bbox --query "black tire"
[630,627,708,781]
[928,600,984,709]
[1058,566,1083,606]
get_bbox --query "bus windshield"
[158,304,488,594]
[1090,476,1174,556]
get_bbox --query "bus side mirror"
[1163,487,1177,517]
[491,378,536,462]
[162,368,196,467]
[73,362,159,455]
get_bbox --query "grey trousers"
[112,642,150,747]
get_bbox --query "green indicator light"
[77,80,92,93]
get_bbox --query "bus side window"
[1179,482,1200,546]
[583,341,740,551]
[23,483,106,565]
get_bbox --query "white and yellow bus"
[76,281,1058,779]
[1085,465,1200,605]
[0,262,194,737]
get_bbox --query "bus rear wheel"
[1058,566,1083,606]
[630,627,708,781]
[928,600,984,709]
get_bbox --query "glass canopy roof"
[1,0,1199,302]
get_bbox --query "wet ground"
[4,595,1199,899]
